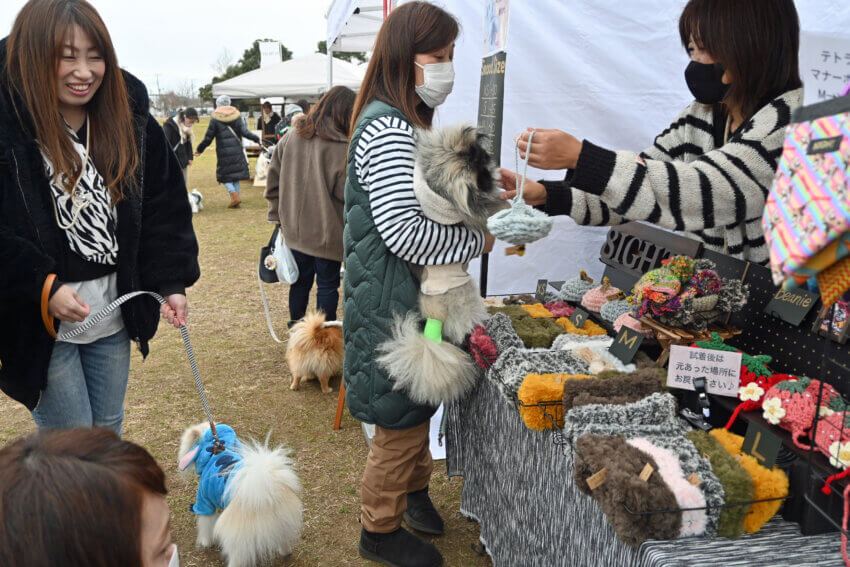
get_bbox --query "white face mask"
[414,61,455,108]
[168,544,180,567]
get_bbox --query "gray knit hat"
[600,299,634,323]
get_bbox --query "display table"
[445,376,845,567]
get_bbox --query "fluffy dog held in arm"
[377,123,506,406]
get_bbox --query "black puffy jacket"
[0,38,200,410]
[162,115,194,169]
[196,107,260,183]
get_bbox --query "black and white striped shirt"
[543,88,803,264]
[355,115,484,265]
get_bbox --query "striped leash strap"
[53,290,223,451]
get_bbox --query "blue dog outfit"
[183,424,243,515]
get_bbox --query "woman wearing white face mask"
[343,3,493,566]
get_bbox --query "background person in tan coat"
[265,86,355,326]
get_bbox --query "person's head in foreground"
[0,428,176,567]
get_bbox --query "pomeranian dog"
[178,423,302,567]
[286,311,344,393]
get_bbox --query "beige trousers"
[360,421,433,533]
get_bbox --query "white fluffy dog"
[178,422,302,567]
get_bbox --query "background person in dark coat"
[256,101,280,146]
[195,94,261,208]
[0,0,200,433]
[162,106,198,183]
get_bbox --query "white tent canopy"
[211,53,365,99]
[326,0,384,52]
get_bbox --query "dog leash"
[44,289,225,453]
[257,269,287,344]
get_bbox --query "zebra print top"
[42,123,118,266]
[354,115,484,266]
[543,88,803,264]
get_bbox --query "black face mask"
[685,60,729,104]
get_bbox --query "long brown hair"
[6,0,139,203]
[679,0,801,121]
[0,428,167,567]
[350,1,458,133]
[297,85,356,140]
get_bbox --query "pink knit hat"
[761,377,839,448]
[581,277,621,313]
[614,312,654,337]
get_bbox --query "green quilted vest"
[342,101,438,430]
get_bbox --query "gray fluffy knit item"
[485,313,524,352]
[562,368,666,410]
[600,299,634,323]
[563,393,686,443]
[486,346,589,402]
[640,434,725,538]
[559,276,596,302]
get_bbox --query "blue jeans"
[289,249,342,323]
[32,329,131,436]
[224,181,240,194]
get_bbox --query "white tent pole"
[327,45,334,92]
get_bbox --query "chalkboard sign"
[477,51,507,159]
[764,287,820,326]
[569,308,589,330]
[742,421,781,470]
[609,326,644,364]
[535,279,548,301]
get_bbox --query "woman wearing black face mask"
[500,0,803,264]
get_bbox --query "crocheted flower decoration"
[827,441,850,469]
[762,398,786,425]
[739,383,765,402]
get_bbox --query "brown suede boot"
[227,191,242,208]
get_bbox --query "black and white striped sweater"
[543,88,803,264]
[355,115,484,266]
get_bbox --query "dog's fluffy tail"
[377,313,479,406]
[287,311,327,352]
[215,440,303,565]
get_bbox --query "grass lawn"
[0,117,490,566]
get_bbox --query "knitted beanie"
[512,316,566,348]
[601,299,633,323]
[518,373,595,430]
[504,294,539,305]
[710,428,789,534]
[724,370,791,429]
[574,434,681,546]
[613,312,655,337]
[468,325,498,370]
[556,316,608,337]
[562,368,666,410]
[559,271,596,302]
[521,303,554,318]
[581,278,621,313]
[564,393,684,443]
[628,438,708,537]
[485,313,525,353]
[544,301,575,318]
[643,434,725,537]
[487,304,530,320]
[814,408,850,472]
[761,377,840,448]
[686,430,753,538]
[486,346,590,402]
[552,333,614,351]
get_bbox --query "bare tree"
[213,48,234,75]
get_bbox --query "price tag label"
[666,346,741,398]
[536,279,549,301]
[569,308,589,329]
[608,326,644,364]
[741,421,782,470]
[764,287,819,326]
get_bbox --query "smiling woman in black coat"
[195,94,262,209]
[0,0,199,431]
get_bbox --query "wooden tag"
[586,468,607,490]
[687,472,701,486]
[505,245,526,256]
[702,453,711,461]
[639,463,654,482]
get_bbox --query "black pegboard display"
[598,223,850,397]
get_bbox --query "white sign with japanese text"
[800,31,850,106]
[666,346,742,398]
